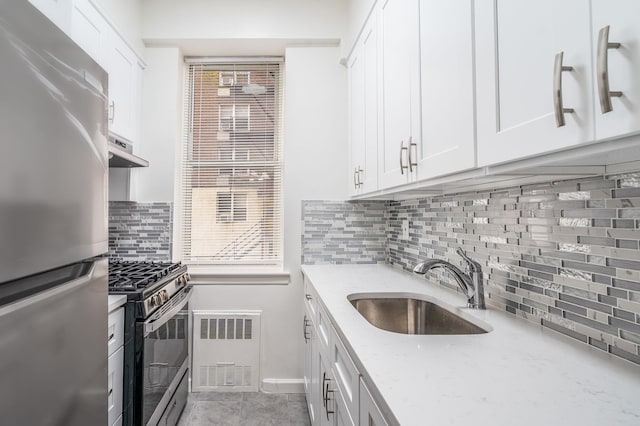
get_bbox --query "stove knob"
[185,273,191,282]
[162,290,169,302]
[154,294,163,306]
[149,298,156,308]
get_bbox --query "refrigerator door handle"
[0,261,97,316]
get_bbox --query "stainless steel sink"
[349,295,489,335]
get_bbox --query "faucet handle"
[455,248,481,273]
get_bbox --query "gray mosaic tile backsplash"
[302,200,387,264]
[302,172,640,366]
[109,201,172,261]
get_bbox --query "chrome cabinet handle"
[399,140,407,175]
[408,136,417,172]
[357,167,363,187]
[553,52,575,127]
[302,315,311,342]
[321,372,328,406]
[353,167,358,189]
[108,101,115,122]
[108,333,115,342]
[305,294,312,301]
[324,387,335,419]
[597,25,622,113]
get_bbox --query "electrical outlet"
[401,219,409,240]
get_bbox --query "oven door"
[140,285,192,426]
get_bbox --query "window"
[219,71,250,87]
[219,104,250,132]
[216,192,248,223]
[181,61,282,265]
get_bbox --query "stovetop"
[108,261,186,293]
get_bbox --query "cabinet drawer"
[316,301,332,358]
[303,276,318,321]
[107,306,124,357]
[330,328,359,424]
[108,346,124,426]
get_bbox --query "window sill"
[187,266,290,285]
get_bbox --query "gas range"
[108,261,192,426]
[108,261,190,319]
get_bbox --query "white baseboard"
[261,378,305,393]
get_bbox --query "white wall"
[141,0,347,54]
[190,46,348,390]
[134,1,349,388]
[131,47,183,202]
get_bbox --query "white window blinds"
[180,61,283,266]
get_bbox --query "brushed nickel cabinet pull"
[597,25,622,113]
[400,140,407,175]
[408,136,417,172]
[553,52,575,127]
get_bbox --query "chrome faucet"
[413,248,486,309]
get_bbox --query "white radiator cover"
[192,310,262,392]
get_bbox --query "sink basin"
[349,295,489,335]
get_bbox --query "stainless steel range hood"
[108,139,149,168]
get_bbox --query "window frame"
[176,60,284,270]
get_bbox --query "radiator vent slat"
[198,318,255,340]
[192,311,261,392]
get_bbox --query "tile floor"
[177,392,311,426]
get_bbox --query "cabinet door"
[417,0,475,180]
[29,0,71,32]
[591,0,640,141]
[334,389,356,426]
[303,312,319,425]
[348,17,379,196]
[348,41,366,196]
[70,0,107,66]
[359,379,388,426]
[105,30,136,141]
[107,346,124,426]
[378,0,420,189]
[318,351,333,426]
[475,0,594,167]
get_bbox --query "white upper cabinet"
[71,0,108,67]
[105,30,140,142]
[348,16,379,196]
[475,0,594,167]
[591,0,640,141]
[29,0,71,32]
[416,0,475,180]
[68,0,143,144]
[378,0,421,189]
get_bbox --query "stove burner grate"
[108,261,184,291]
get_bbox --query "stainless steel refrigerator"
[0,1,109,425]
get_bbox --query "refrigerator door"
[0,258,108,426]
[0,0,109,283]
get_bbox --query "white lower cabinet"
[108,346,124,426]
[303,278,388,426]
[304,305,319,424]
[108,304,125,426]
[360,380,388,426]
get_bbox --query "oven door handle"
[144,285,192,335]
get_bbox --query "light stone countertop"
[301,264,640,426]
[108,294,127,313]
